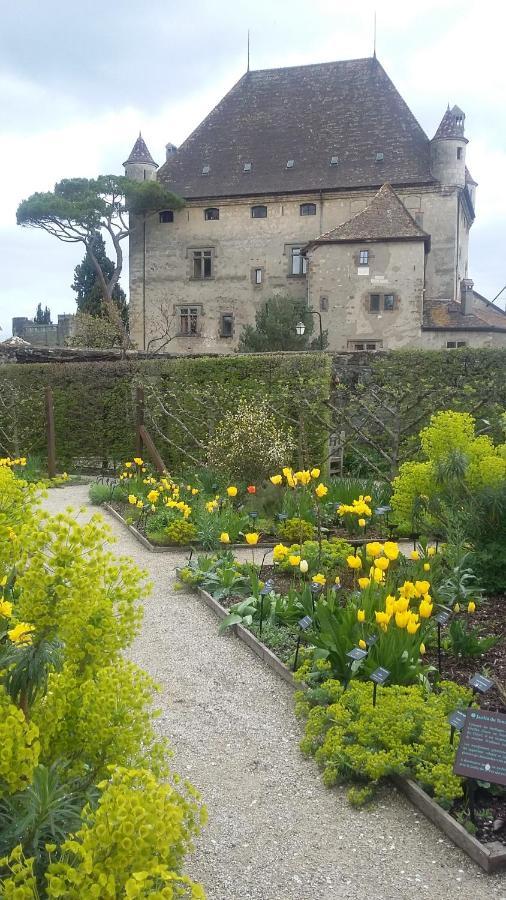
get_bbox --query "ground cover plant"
[0,461,206,898]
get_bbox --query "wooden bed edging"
[194,586,506,873]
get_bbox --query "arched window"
[204,207,219,221]
[300,203,316,216]
[159,210,174,223]
[251,205,267,219]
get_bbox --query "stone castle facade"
[124,57,506,353]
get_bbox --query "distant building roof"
[424,296,506,332]
[124,133,158,168]
[306,183,430,248]
[157,58,435,199]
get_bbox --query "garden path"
[43,485,506,900]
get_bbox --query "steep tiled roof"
[424,298,506,331]
[307,183,429,246]
[433,104,467,141]
[124,133,158,167]
[465,165,477,186]
[158,58,434,199]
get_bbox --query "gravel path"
[43,485,506,900]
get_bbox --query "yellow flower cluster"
[270,466,321,488]
[7,621,35,644]
[273,543,289,562]
[347,541,400,573]
[373,578,434,633]
[0,457,27,468]
[337,495,372,518]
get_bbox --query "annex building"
[124,57,506,353]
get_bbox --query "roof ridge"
[311,183,429,245]
[248,56,376,75]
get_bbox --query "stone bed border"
[103,502,279,552]
[194,583,506,874]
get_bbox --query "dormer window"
[201,165,210,175]
[330,156,339,166]
[204,207,219,221]
[159,210,174,224]
[243,162,252,172]
[300,203,316,216]
[375,152,384,162]
[359,249,369,265]
[286,159,294,169]
[251,205,267,219]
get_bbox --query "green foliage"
[445,618,499,657]
[276,517,315,543]
[297,679,471,806]
[163,519,198,546]
[207,397,295,482]
[465,482,506,592]
[72,232,127,322]
[178,551,253,601]
[0,686,40,795]
[88,481,116,505]
[34,303,51,325]
[195,506,250,551]
[278,539,353,577]
[67,312,123,349]
[238,296,328,352]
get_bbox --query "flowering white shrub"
[207,397,295,481]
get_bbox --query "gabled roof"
[157,58,434,199]
[424,298,506,332]
[306,183,430,248]
[433,104,467,142]
[123,133,158,168]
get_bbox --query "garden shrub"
[163,519,198,546]
[276,517,315,543]
[88,481,116,505]
[278,539,353,577]
[207,397,295,482]
[296,679,471,807]
[0,686,40,795]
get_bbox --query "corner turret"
[430,105,468,188]
[123,133,158,182]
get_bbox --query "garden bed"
[191,583,506,872]
[104,502,279,552]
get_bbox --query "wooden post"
[45,386,57,478]
[135,386,145,457]
[139,425,166,475]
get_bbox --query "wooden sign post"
[45,386,57,479]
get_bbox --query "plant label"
[468,673,494,694]
[454,709,506,786]
[347,647,368,661]
[370,666,390,685]
[448,710,467,731]
[299,615,312,631]
[435,610,451,626]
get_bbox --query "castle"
[124,57,506,353]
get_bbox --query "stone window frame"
[369,293,397,313]
[187,247,215,281]
[347,339,383,352]
[204,207,220,221]
[251,205,268,219]
[300,202,317,216]
[251,267,264,286]
[446,340,467,349]
[176,304,203,337]
[359,249,369,265]
[219,313,234,338]
[285,243,308,277]
[159,210,174,224]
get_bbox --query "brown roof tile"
[158,58,434,199]
[425,299,506,331]
[307,183,429,246]
[433,104,467,142]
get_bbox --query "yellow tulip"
[347,555,362,570]
[147,490,159,503]
[8,622,35,645]
[375,556,389,571]
[335,576,341,587]
[407,619,421,634]
[468,601,476,614]
[410,550,420,561]
[315,483,328,499]
[270,475,283,485]
[375,611,389,626]
[358,577,371,590]
[358,639,367,650]
[282,467,292,477]
[419,600,433,618]
[419,642,426,654]
[227,486,238,497]
[128,495,137,505]
[125,462,132,468]
[423,563,430,572]
[365,541,382,558]
[383,542,399,560]
[427,547,436,557]
[453,602,460,613]
[394,597,409,613]
[372,568,384,583]
[245,532,259,545]
[220,532,230,544]
[357,609,365,623]
[358,518,366,528]
[312,573,326,586]
[133,457,143,466]
[289,554,301,567]
[414,580,431,597]
[299,559,309,573]
[395,610,410,629]
[310,468,320,479]
[273,544,289,561]
[0,600,13,618]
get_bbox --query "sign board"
[448,709,467,731]
[298,615,312,631]
[435,610,451,626]
[347,647,368,662]
[469,673,494,694]
[454,709,506,786]
[370,666,390,685]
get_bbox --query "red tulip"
[247,485,256,494]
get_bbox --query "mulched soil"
[452,788,506,847]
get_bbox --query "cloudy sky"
[1,0,505,335]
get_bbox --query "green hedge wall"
[0,353,331,472]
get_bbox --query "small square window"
[359,250,369,265]
[251,205,267,218]
[354,343,364,351]
[286,159,294,168]
[376,152,384,162]
[384,294,394,311]
[330,155,339,166]
[220,314,233,337]
[320,296,329,312]
[204,207,219,221]
[179,306,200,335]
[365,343,377,351]
[370,294,381,312]
[202,165,210,175]
[300,203,316,216]
[243,162,252,172]
[159,210,174,223]
[255,268,263,285]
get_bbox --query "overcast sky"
[1,0,505,335]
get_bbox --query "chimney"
[461,278,474,316]
[165,142,177,161]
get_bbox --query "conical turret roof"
[123,133,158,167]
[433,105,467,141]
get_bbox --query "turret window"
[457,147,463,160]
[204,207,219,221]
